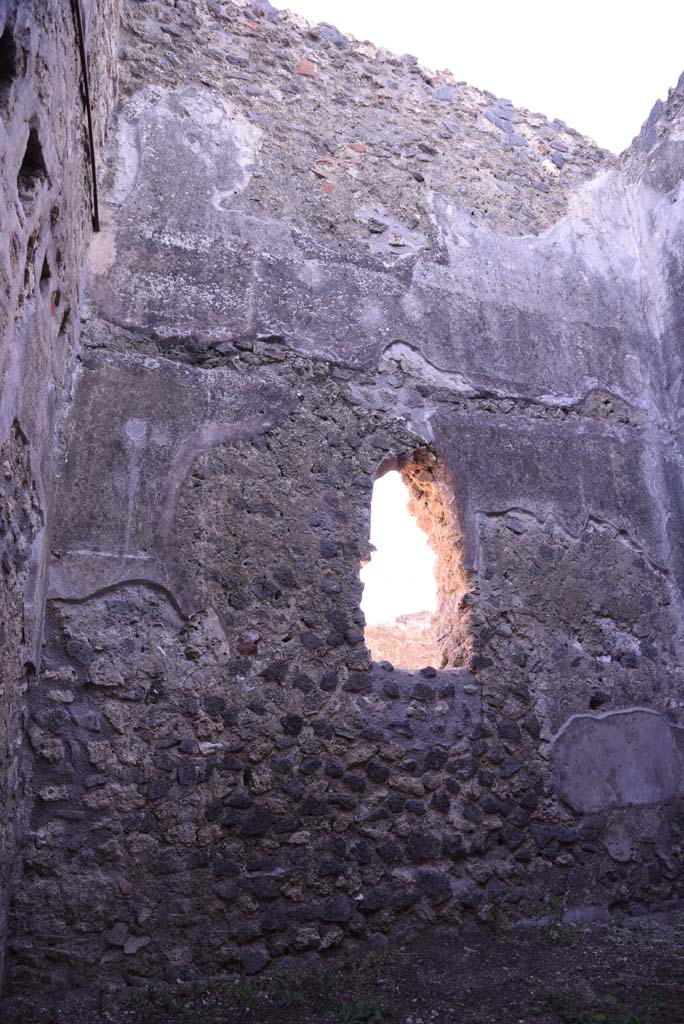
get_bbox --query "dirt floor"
[3,911,684,1024]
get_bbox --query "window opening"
[0,25,17,101]
[39,254,51,296]
[360,450,470,671]
[17,126,47,210]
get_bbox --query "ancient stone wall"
[5,0,684,997]
[0,0,120,985]
[622,71,684,607]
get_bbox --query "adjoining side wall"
[624,74,684,606]
[0,0,120,986]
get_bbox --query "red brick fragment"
[349,142,367,153]
[323,181,335,194]
[297,59,317,78]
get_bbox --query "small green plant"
[547,893,578,947]
[123,981,179,1024]
[232,977,257,1007]
[266,968,306,1009]
[538,989,589,1023]
[593,993,662,1024]
[173,1009,205,1024]
[489,898,505,937]
[332,996,384,1024]
[538,990,662,1024]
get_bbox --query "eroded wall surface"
[0,0,120,985]
[6,0,684,994]
[624,75,684,601]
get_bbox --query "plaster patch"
[552,708,683,813]
[108,117,141,206]
[89,206,117,275]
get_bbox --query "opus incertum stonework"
[3,0,684,996]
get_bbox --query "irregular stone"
[318,895,353,922]
[241,946,270,974]
[414,868,452,903]
[124,935,151,955]
[406,831,442,862]
[240,808,275,836]
[318,23,349,49]
[105,922,129,947]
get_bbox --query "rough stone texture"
[111,0,614,244]
[0,424,41,983]
[4,0,684,999]
[0,0,120,986]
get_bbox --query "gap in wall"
[39,255,50,296]
[361,450,471,671]
[17,126,47,210]
[0,25,17,106]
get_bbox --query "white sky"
[283,0,684,153]
[360,471,437,624]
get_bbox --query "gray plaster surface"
[553,708,684,813]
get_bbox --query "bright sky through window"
[360,470,437,625]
